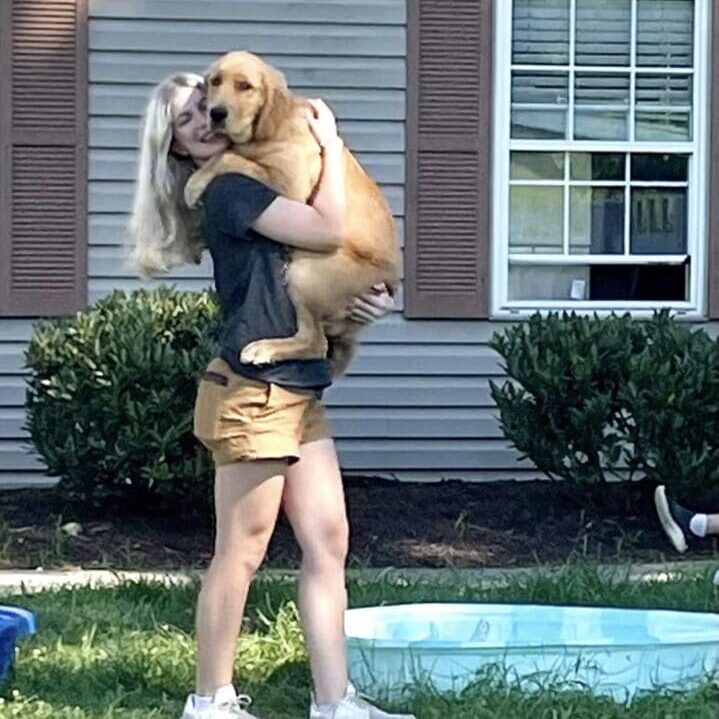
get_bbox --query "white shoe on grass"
[181,684,260,719]
[309,683,416,719]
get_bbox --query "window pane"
[510,152,564,180]
[510,187,564,254]
[570,187,625,254]
[590,265,687,300]
[636,112,691,141]
[574,73,630,140]
[575,0,631,66]
[631,154,688,182]
[511,72,569,139]
[636,74,692,107]
[509,265,590,300]
[631,188,687,254]
[571,153,625,180]
[637,0,694,67]
[512,0,570,65]
[636,74,692,141]
[509,264,688,301]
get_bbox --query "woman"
[130,73,413,719]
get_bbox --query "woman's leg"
[195,460,287,695]
[282,438,349,704]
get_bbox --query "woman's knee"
[208,552,264,582]
[300,517,349,568]
[213,522,274,576]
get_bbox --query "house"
[0,0,715,488]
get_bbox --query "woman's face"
[170,85,230,163]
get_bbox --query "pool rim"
[344,601,719,652]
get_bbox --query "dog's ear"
[265,64,288,92]
[202,61,218,99]
[253,67,289,140]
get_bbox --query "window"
[493,0,709,315]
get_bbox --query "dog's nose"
[209,106,228,125]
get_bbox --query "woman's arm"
[251,99,347,252]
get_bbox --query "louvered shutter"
[404,0,492,319]
[0,0,87,317]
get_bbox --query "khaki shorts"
[192,357,330,467]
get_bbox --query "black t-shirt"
[201,173,332,390]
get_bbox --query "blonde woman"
[130,73,412,719]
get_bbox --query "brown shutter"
[404,0,492,319]
[0,0,87,317]
[708,4,719,318]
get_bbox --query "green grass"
[1,565,718,718]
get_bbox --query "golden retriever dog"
[184,51,399,377]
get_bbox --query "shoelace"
[345,691,374,710]
[219,694,253,717]
[344,691,414,719]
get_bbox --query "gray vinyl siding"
[7,0,691,489]
[1,309,535,486]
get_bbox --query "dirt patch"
[1,478,716,571]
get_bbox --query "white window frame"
[491,0,711,319]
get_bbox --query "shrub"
[619,312,719,497]
[490,312,644,483]
[490,310,719,498]
[24,287,220,509]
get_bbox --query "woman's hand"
[305,99,341,149]
[346,283,394,324]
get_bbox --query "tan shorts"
[192,357,330,467]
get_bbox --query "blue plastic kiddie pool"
[0,606,36,682]
[345,603,719,702]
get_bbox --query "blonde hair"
[129,73,206,277]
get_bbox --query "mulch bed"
[1,478,716,571]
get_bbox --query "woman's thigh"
[213,460,287,558]
[281,438,349,558]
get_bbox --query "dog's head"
[204,51,289,144]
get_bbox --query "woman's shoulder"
[204,172,276,200]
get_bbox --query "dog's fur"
[184,51,399,376]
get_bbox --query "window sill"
[490,305,705,322]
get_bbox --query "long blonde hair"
[129,73,206,277]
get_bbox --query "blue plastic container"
[0,606,36,682]
[345,603,719,702]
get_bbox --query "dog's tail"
[326,330,358,378]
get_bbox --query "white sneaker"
[180,684,260,719]
[309,683,416,719]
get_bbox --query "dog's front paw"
[240,340,277,366]
[184,175,206,208]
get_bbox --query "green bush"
[490,310,719,498]
[24,287,220,509]
[619,312,719,496]
[490,312,643,484]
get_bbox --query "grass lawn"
[1,566,718,718]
